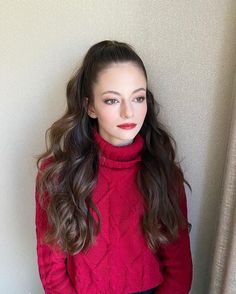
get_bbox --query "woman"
[35,40,193,293]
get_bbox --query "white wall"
[1,1,236,293]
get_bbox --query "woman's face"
[87,62,147,146]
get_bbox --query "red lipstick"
[117,123,137,130]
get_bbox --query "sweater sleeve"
[35,159,77,294]
[155,181,193,294]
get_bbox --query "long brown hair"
[35,40,191,255]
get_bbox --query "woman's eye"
[134,96,146,102]
[104,99,119,105]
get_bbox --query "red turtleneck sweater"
[35,130,193,294]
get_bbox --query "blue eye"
[104,99,119,105]
[135,96,146,102]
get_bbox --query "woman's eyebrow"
[101,87,146,96]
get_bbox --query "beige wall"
[1,1,236,293]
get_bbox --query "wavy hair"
[35,40,191,255]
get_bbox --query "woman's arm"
[155,181,193,294]
[35,160,77,294]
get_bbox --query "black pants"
[132,286,159,294]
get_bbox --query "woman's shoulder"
[38,155,55,172]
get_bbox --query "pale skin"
[86,62,148,146]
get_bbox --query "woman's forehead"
[94,62,146,92]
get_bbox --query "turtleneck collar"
[94,128,144,169]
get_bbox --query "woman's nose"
[120,101,134,119]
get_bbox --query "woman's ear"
[85,97,97,119]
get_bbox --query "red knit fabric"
[35,129,193,294]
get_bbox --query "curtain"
[209,77,236,294]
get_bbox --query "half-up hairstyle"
[35,40,191,255]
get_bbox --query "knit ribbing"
[94,128,144,169]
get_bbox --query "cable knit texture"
[35,129,193,294]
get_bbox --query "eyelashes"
[104,98,119,105]
[104,96,146,105]
[135,96,146,103]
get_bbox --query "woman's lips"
[117,123,137,129]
